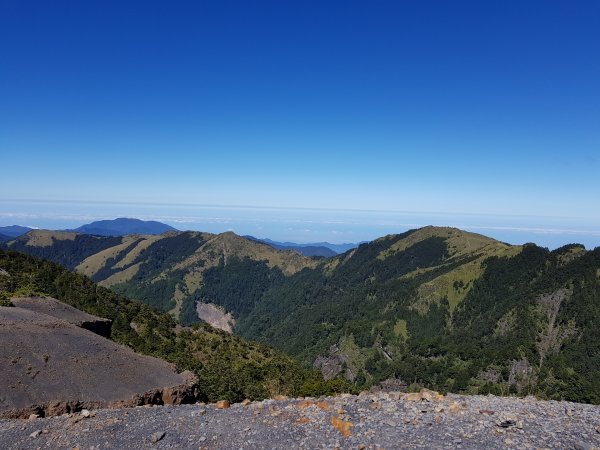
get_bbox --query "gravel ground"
[1,390,599,449]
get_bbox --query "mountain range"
[0,219,358,256]
[4,225,599,404]
[255,238,360,255]
[4,229,316,315]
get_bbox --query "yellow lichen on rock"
[330,415,353,437]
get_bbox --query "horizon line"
[1,197,598,222]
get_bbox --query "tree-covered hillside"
[183,227,599,403]
[234,234,600,404]
[4,230,317,317]
[6,231,123,270]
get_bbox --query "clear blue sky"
[1,1,599,221]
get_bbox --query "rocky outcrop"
[0,306,198,418]
[313,341,362,381]
[10,296,112,338]
[313,352,346,380]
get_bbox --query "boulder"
[0,307,197,418]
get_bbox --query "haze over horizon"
[1,1,599,248]
[1,199,599,250]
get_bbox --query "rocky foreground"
[0,300,197,418]
[1,390,599,449]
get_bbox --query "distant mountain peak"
[0,225,33,239]
[72,218,177,237]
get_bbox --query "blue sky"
[1,1,599,246]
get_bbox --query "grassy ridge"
[6,230,318,316]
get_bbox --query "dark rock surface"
[11,296,112,337]
[1,391,599,449]
[0,306,197,418]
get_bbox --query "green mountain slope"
[5,230,317,319]
[235,229,600,403]
[0,250,350,403]
[234,227,519,373]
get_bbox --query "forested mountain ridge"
[4,229,318,318]
[4,226,600,404]
[236,229,600,404]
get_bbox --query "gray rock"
[0,306,197,419]
[150,431,166,443]
[0,393,599,449]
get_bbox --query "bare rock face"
[161,373,199,406]
[313,344,356,380]
[0,306,197,418]
[11,296,112,338]
[313,353,345,380]
[195,302,235,333]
